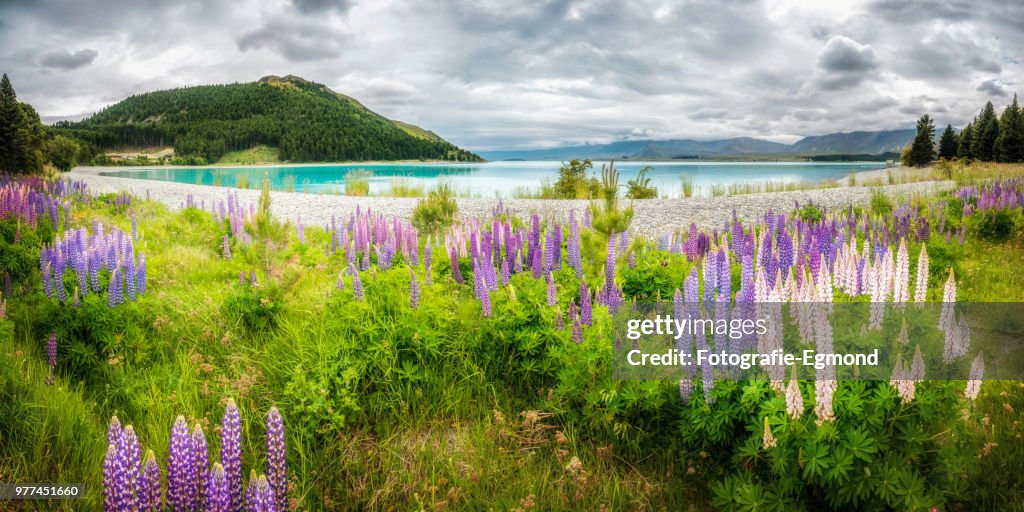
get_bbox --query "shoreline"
[67,168,952,236]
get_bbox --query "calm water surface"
[104,161,886,198]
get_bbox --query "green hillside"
[55,75,480,163]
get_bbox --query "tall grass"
[680,175,694,198]
[386,177,425,198]
[512,178,557,199]
[344,169,372,196]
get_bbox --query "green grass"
[2,173,1024,509]
[216,145,281,165]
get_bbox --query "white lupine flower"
[893,239,910,303]
[965,354,984,402]
[785,367,803,419]
[914,244,929,303]
[762,417,777,450]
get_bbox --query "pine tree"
[972,101,1000,161]
[995,94,1024,163]
[938,124,958,159]
[903,114,936,167]
[0,74,25,172]
[958,121,974,159]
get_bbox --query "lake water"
[103,161,886,198]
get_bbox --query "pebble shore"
[69,167,952,235]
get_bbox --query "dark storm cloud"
[976,79,1007,97]
[39,49,99,69]
[0,0,1021,149]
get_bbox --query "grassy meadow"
[1,163,1024,510]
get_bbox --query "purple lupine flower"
[250,270,258,287]
[409,270,420,309]
[223,235,232,260]
[555,311,564,329]
[205,463,230,512]
[103,444,125,512]
[138,450,162,512]
[480,285,492,318]
[572,315,583,344]
[350,265,364,301]
[192,426,209,511]
[47,333,57,368]
[296,216,305,245]
[716,249,730,301]
[168,416,194,511]
[221,399,243,512]
[547,273,557,306]
[580,282,593,327]
[107,265,121,308]
[41,261,54,299]
[240,271,247,286]
[125,255,137,302]
[628,252,636,269]
[245,474,276,512]
[500,258,510,286]
[531,245,543,279]
[266,407,287,511]
[448,244,463,284]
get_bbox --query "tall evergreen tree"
[958,121,974,159]
[904,114,936,167]
[995,94,1024,163]
[938,123,958,159]
[972,101,1000,161]
[0,74,25,172]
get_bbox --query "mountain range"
[480,129,916,161]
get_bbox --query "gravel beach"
[70,167,953,235]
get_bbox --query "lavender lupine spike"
[223,235,232,260]
[192,426,209,511]
[205,463,230,512]
[138,450,162,512]
[107,265,121,308]
[266,407,287,511]
[103,444,124,512]
[580,281,593,326]
[571,314,583,344]
[296,216,305,245]
[546,273,557,306]
[448,244,463,284]
[221,399,243,512]
[480,285,492,318]
[168,416,194,511]
[531,244,543,279]
[409,270,420,309]
[47,333,57,368]
[350,264,364,301]
[500,258,510,286]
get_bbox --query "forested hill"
[55,75,481,163]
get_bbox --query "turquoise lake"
[103,161,887,198]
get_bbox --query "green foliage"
[0,218,47,283]
[625,166,658,199]
[221,282,284,333]
[973,101,1000,162]
[589,160,634,236]
[996,94,1024,163]
[411,183,458,235]
[869,189,893,216]
[0,74,46,174]
[554,159,599,199]
[257,173,273,235]
[903,114,936,167]
[344,169,371,196]
[967,208,1021,242]
[697,381,977,511]
[797,203,824,223]
[216,145,279,165]
[53,76,482,163]
[45,134,81,172]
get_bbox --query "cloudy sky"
[0,0,1020,150]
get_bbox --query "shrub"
[555,159,599,199]
[625,166,658,199]
[411,183,458,235]
[222,282,283,333]
[968,208,1020,242]
[797,203,824,223]
[590,160,633,236]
